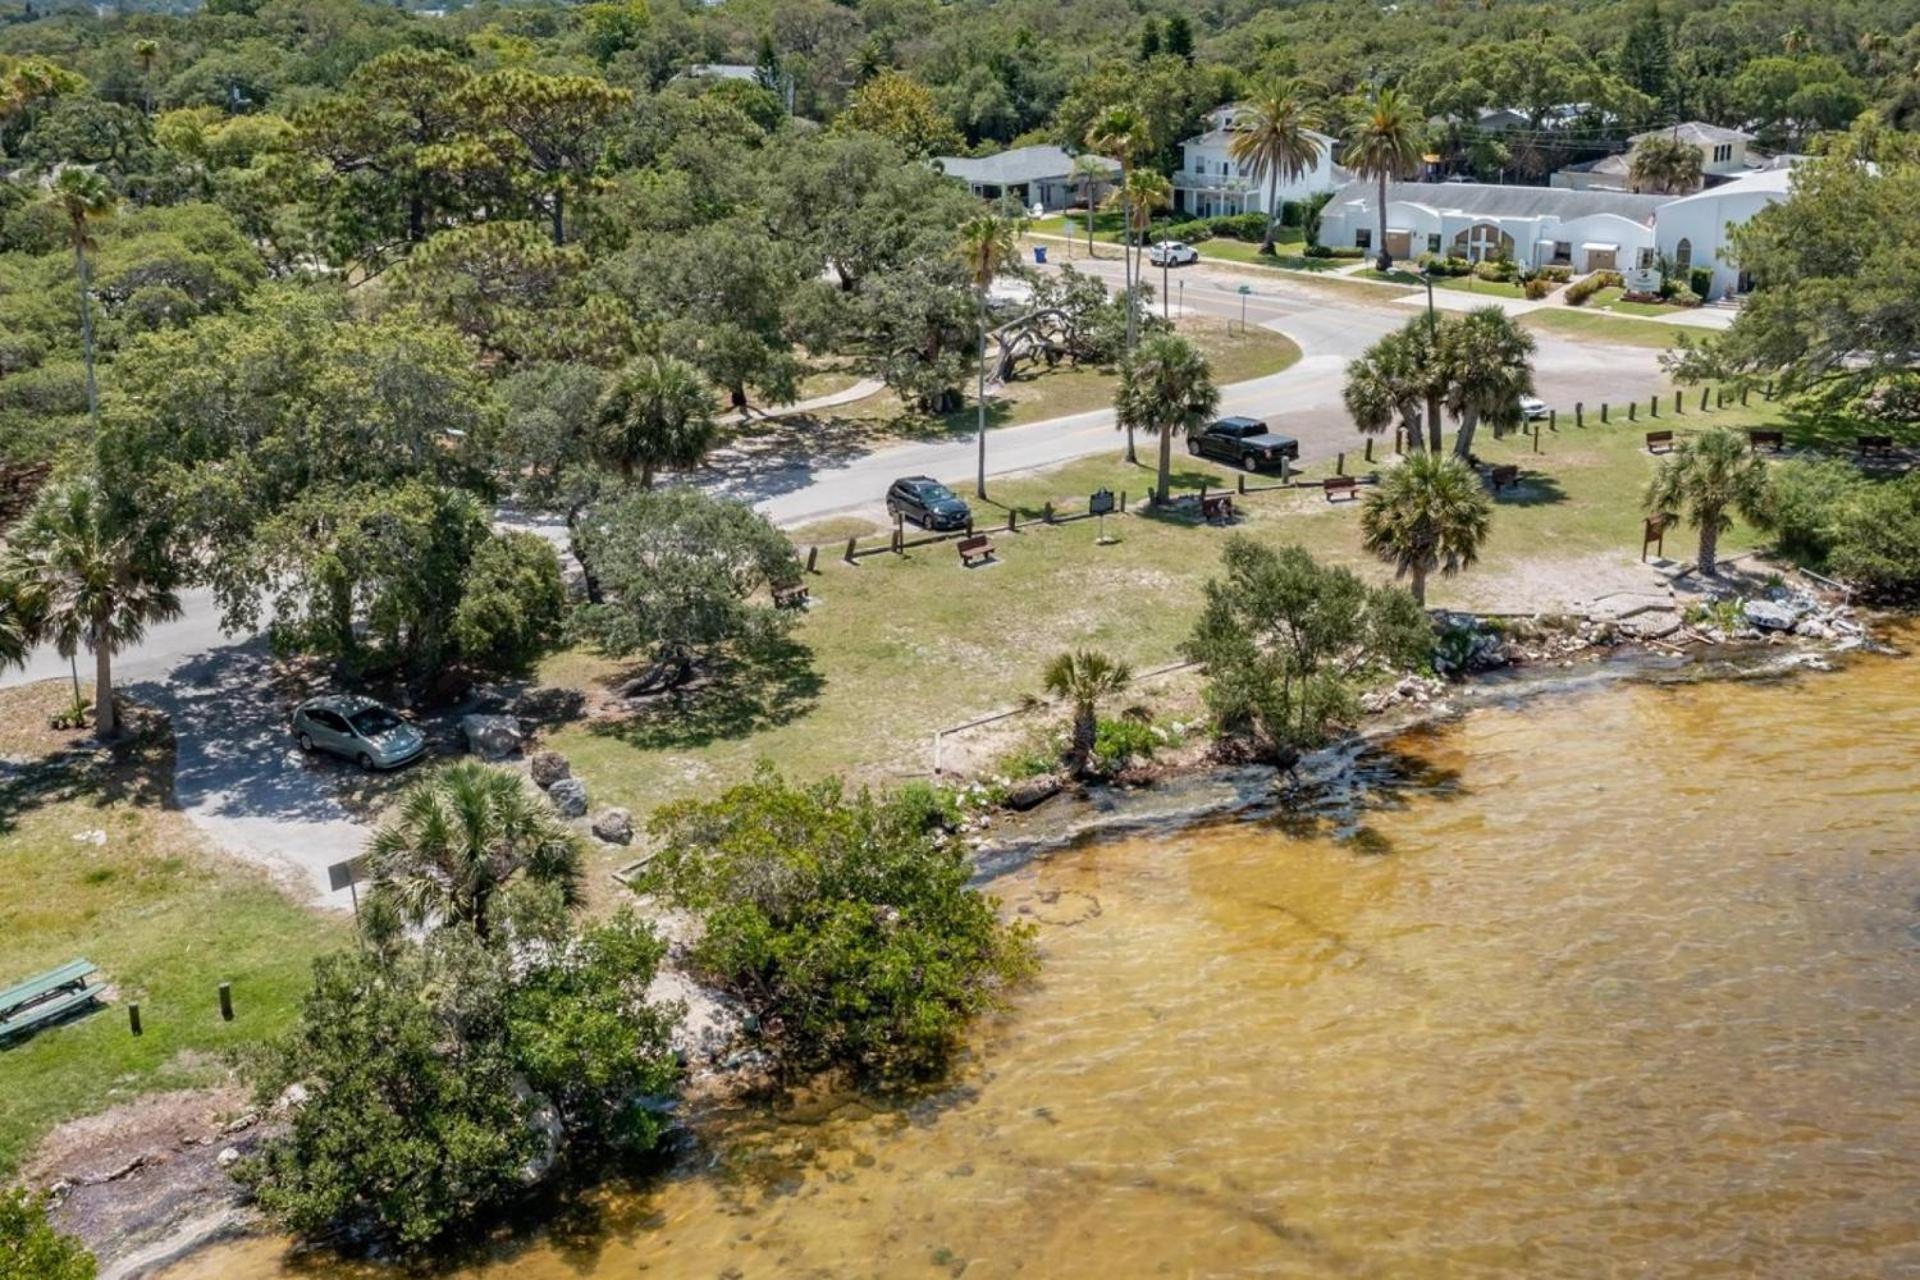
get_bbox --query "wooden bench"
[1200,494,1235,524]
[0,959,99,1043]
[1489,464,1520,493]
[1645,430,1674,453]
[1322,475,1358,502]
[1748,429,1785,453]
[1858,434,1896,457]
[772,583,810,610]
[956,534,995,567]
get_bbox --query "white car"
[1148,240,1199,267]
[1519,395,1549,421]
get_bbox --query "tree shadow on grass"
[1776,402,1920,460]
[587,636,823,753]
[1488,468,1569,507]
[0,705,173,836]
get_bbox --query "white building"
[1553,122,1772,193]
[1172,105,1345,218]
[1317,171,1793,298]
[934,146,1119,212]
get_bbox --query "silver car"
[292,695,426,771]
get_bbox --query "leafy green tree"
[367,761,585,940]
[1643,427,1773,578]
[1442,306,1536,458]
[1629,133,1703,194]
[450,531,567,675]
[956,211,1020,497]
[1164,14,1195,63]
[1184,539,1430,762]
[242,911,677,1251]
[1340,87,1422,270]
[45,167,115,430]
[1827,472,1920,601]
[496,361,604,505]
[391,222,626,365]
[647,767,1036,1084]
[572,487,799,690]
[457,70,631,245]
[835,70,961,157]
[1041,649,1132,777]
[4,478,180,738]
[591,353,717,488]
[0,1188,94,1280]
[1360,451,1494,606]
[1616,0,1673,118]
[1115,331,1218,503]
[1228,82,1323,254]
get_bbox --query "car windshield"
[349,706,403,736]
[919,484,957,503]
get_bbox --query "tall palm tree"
[1442,306,1537,458]
[1628,134,1703,194]
[957,211,1021,499]
[1115,332,1219,503]
[1068,152,1112,258]
[592,354,717,488]
[1105,168,1173,452]
[1344,319,1445,451]
[1340,88,1422,271]
[1086,105,1150,352]
[1041,649,1132,777]
[3,479,180,738]
[45,168,116,433]
[366,760,584,941]
[0,576,34,673]
[1643,427,1773,578]
[132,38,159,115]
[1781,24,1810,56]
[1360,451,1493,607]
[1227,83,1324,255]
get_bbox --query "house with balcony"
[1172,105,1346,218]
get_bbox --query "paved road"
[729,258,1667,529]
[1,257,1670,906]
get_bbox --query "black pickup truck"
[1186,417,1300,472]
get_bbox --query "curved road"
[1,259,1671,907]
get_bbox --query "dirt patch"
[24,1083,267,1278]
[1448,550,1674,616]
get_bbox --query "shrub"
[1538,264,1573,283]
[1304,244,1333,258]
[1472,257,1516,283]
[1091,715,1158,772]
[1667,286,1702,308]
[451,531,567,674]
[1325,245,1365,259]
[1565,270,1624,306]
[0,1189,94,1280]
[647,769,1037,1084]
[1828,472,1920,601]
[1216,212,1271,242]
[1689,266,1713,298]
[1523,277,1553,300]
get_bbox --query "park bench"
[0,959,99,1044]
[956,534,996,567]
[1748,429,1785,453]
[1489,464,1520,493]
[1645,430,1674,454]
[1322,475,1358,502]
[1200,494,1235,525]
[772,582,810,610]
[1858,434,1895,457]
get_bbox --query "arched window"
[1674,238,1693,273]
[1451,222,1514,263]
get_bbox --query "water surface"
[166,639,1920,1279]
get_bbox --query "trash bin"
[1033,245,1048,265]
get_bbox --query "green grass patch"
[1522,308,1687,350]
[1434,275,1526,299]
[0,684,342,1174]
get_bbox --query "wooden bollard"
[804,546,818,574]
[1628,400,1637,422]
[843,535,856,564]
[1765,379,1775,400]
[1600,402,1609,424]
[1650,394,1658,418]
[1574,402,1583,428]
[1549,409,1557,433]
[1741,386,1750,406]
[1675,390,1683,413]
[1236,473,1246,494]
[1365,437,1374,464]
[1532,423,1541,453]
[129,1003,142,1036]
[219,982,233,1022]
[1006,508,1017,533]
[1043,500,1054,524]
[1336,451,1346,476]
[1700,386,1710,412]
[1119,489,1128,513]
[965,517,974,536]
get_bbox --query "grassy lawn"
[1574,287,1695,319]
[1523,308,1687,350]
[1433,275,1526,299]
[0,684,342,1175]
[538,399,1815,872]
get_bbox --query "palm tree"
[1068,153,1112,258]
[1782,24,1810,56]
[3,479,180,738]
[1115,332,1219,503]
[45,168,116,433]
[1360,451,1493,607]
[1628,134,1703,194]
[1340,87,1422,271]
[592,354,716,488]
[957,211,1021,499]
[1227,83,1323,254]
[132,39,159,115]
[1443,307,1536,458]
[1086,105,1150,357]
[1643,427,1773,578]
[365,760,584,941]
[0,576,34,673]
[1041,649,1132,777]
[1344,318,1446,451]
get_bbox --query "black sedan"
[1187,417,1301,472]
[886,476,972,531]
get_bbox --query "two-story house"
[1553,122,1761,193]
[1172,105,1345,219]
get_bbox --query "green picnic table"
[0,959,101,1043]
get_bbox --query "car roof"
[1214,416,1265,430]
[895,475,938,487]
[302,694,381,714]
